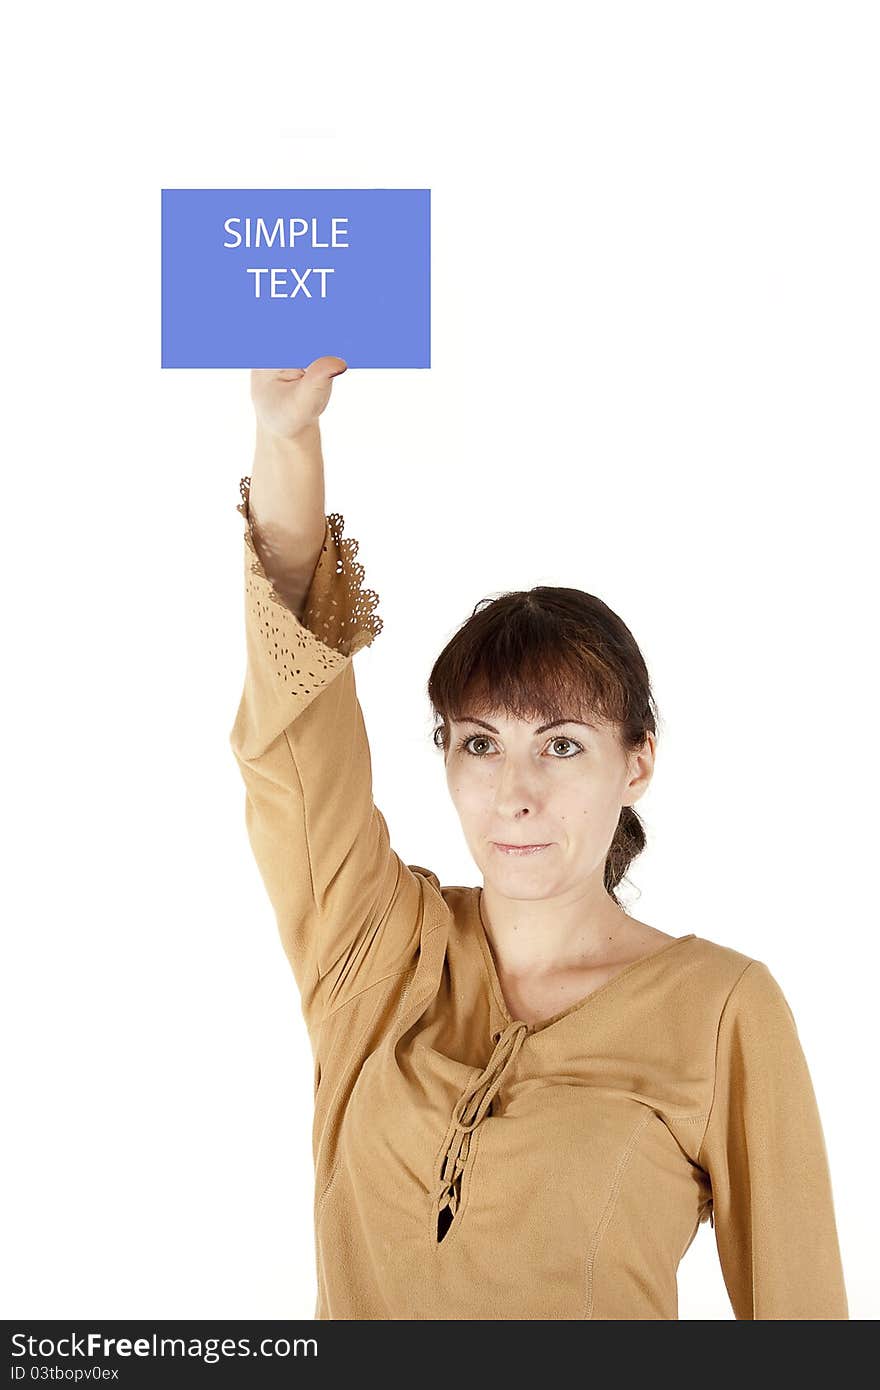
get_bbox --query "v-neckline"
[472,887,697,1036]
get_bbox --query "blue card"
[161,188,430,368]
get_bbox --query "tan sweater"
[229,476,849,1321]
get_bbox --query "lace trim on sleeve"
[237,475,383,658]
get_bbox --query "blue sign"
[161,188,430,368]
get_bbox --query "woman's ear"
[622,731,655,806]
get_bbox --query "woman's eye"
[458,734,582,758]
[460,735,492,755]
[548,737,580,757]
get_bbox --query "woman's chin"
[482,861,561,896]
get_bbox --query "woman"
[230,357,849,1320]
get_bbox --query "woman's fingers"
[273,357,347,382]
[254,357,346,386]
[249,358,347,436]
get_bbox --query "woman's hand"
[250,356,348,441]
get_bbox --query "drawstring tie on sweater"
[437,1019,529,1223]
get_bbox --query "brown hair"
[426,586,659,907]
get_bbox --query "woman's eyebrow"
[455,716,596,734]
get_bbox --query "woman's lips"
[492,842,551,856]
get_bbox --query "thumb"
[303,354,348,381]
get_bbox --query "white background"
[3,0,877,1321]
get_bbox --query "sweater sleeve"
[697,959,849,1320]
[229,475,428,1035]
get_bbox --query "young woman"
[230,358,848,1320]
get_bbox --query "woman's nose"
[493,759,539,814]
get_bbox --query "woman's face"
[443,710,655,898]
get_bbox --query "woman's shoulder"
[673,930,785,1013]
[616,914,770,1004]
[682,930,756,971]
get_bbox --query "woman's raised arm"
[245,362,341,616]
[229,362,432,1038]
